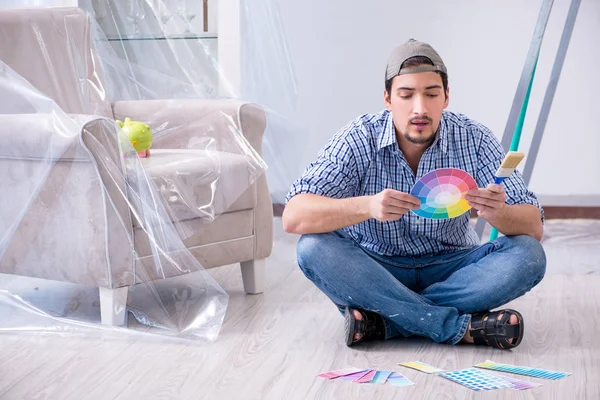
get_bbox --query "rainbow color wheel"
[410,168,478,219]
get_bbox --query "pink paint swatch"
[355,369,377,383]
[338,370,372,381]
[317,368,367,379]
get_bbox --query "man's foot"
[344,307,385,347]
[460,309,524,349]
[352,310,364,341]
[461,312,519,344]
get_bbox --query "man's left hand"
[465,184,507,220]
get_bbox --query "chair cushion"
[135,149,257,226]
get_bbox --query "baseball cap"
[385,39,447,81]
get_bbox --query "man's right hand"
[369,189,421,222]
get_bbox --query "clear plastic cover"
[0,6,267,342]
[76,0,303,205]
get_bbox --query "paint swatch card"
[355,369,377,383]
[368,370,393,384]
[338,370,372,381]
[387,372,415,387]
[475,360,570,380]
[439,368,513,391]
[399,361,444,374]
[317,368,368,379]
[499,374,542,390]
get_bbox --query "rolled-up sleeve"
[475,130,545,223]
[285,135,360,204]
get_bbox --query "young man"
[282,39,546,350]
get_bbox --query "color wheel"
[410,168,478,219]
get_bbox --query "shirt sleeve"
[475,127,545,223]
[285,134,361,204]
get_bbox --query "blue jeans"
[296,230,546,345]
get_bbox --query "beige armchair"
[0,7,273,326]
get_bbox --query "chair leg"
[240,259,265,294]
[99,286,129,326]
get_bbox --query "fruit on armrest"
[117,117,153,156]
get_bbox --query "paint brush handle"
[494,152,525,185]
[494,167,515,184]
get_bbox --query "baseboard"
[273,203,285,217]
[273,203,600,219]
[536,207,600,219]
[468,206,600,219]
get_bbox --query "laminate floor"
[0,219,598,400]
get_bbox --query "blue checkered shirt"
[286,110,544,257]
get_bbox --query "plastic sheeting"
[77,0,226,100]
[75,0,304,205]
[240,0,306,206]
[0,6,266,342]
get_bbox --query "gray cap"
[385,39,447,81]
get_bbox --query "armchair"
[0,7,273,327]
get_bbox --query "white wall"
[255,0,599,205]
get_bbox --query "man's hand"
[369,189,421,222]
[465,184,507,220]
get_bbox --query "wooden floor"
[1,219,599,399]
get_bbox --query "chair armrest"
[0,114,134,288]
[0,114,86,161]
[0,113,127,206]
[111,99,267,156]
[0,113,123,160]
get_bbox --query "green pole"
[489,58,539,241]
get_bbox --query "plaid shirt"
[286,110,544,257]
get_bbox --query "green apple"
[117,117,153,156]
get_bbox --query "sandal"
[344,307,385,347]
[467,309,524,349]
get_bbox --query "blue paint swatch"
[369,370,393,384]
[475,360,571,380]
[439,368,513,391]
[387,372,414,387]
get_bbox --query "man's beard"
[403,129,436,144]
[402,117,437,145]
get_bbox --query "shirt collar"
[377,110,397,150]
[378,110,448,154]
[432,111,449,154]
